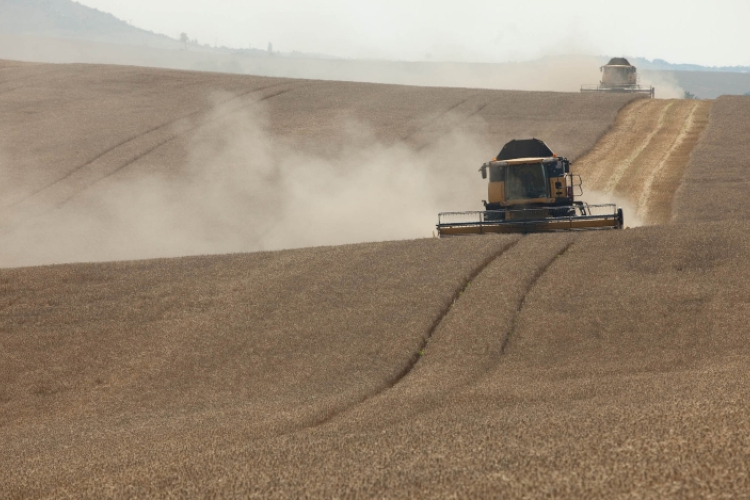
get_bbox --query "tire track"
[379,236,522,390]
[414,102,488,152]
[574,99,652,189]
[4,81,311,222]
[296,236,523,431]
[401,93,489,152]
[54,84,309,208]
[295,234,578,434]
[268,234,579,436]
[636,101,699,220]
[401,93,477,142]
[8,81,297,209]
[644,100,712,224]
[573,99,711,225]
[499,238,577,355]
[602,102,672,193]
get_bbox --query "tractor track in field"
[55,83,311,207]
[602,102,672,194]
[300,233,577,433]
[287,234,578,435]
[9,81,297,205]
[637,100,702,220]
[5,81,312,219]
[414,101,489,152]
[401,93,478,142]
[573,98,711,225]
[499,238,577,355]
[397,91,490,152]
[296,237,524,432]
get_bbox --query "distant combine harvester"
[581,57,655,98]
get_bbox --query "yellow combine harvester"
[437,139,624,236]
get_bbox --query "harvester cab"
[581,57,655,98]
[437,139,624,236]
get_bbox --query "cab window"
[505,163,548,200]
[489,165,504,182]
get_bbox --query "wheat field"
[3,61,748,498]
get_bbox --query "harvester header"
[437,139,624,236]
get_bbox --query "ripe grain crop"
[0,62,635,211]
[2,61,744,498]
[673,96,750,223]
[0,236,516,497]
[0,62,637,265]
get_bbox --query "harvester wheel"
[617,208,624,229]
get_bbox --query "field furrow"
[4,81,312,223]
[573,98,711,224]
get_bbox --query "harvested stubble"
[573,97,711,224]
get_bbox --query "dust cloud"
[0,34,689,98]
[640,70,685,99]
[236,55,606,94]
[0,97,491,267]
[0,35,604,94]
[580,190,644,228]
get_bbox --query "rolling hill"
[2,61,750,498]
[0,0,179,48]
[1,1,749,99]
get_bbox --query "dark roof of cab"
[496,138,554,161]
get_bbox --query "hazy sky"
[78,0,749,67]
